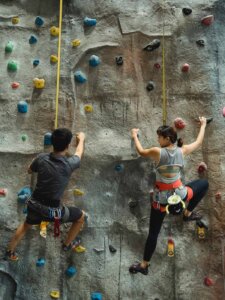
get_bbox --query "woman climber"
[129,116,209,275]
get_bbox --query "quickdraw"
[48,208,62,237]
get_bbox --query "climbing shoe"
[4,250,19,261]
[62,236,81,251]
[183,211,202,222]
[129,262,149,275]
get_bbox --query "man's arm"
[74,132,85,159]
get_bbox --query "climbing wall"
[0,0,225,299]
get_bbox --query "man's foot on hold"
[183,211,202,222]
[4,250,19,261]
[129,262,149,275]
[62,236,81,251]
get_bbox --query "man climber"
[5,128,85,260]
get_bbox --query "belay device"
[166,193,185,215]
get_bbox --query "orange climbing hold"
[167,238,174,257]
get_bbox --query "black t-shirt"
[30,153,80,206]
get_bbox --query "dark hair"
[51,128,73,151]
[156,125,183,147]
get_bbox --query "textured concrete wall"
[0,0,225,299]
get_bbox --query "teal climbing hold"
[17,186,32,204]
[18,101,28,113]
[5,41,14,53]
[44,132,52,145]
[115,164,124,172]
[74,71,87,83]
[29,35,38,44]
[84,17,97,26]
[91,292,102,300]
[89,55,100,67]
[7,60,18,71]
[35,16,44,27]
[36,258,46,267]
[66,266,77,277]
[33,59,40,66]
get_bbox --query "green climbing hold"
[21,134,28,142]
[5,41,14,53]
[7,60,18,71]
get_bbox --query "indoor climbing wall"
[0,0,225,299]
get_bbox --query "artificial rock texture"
[0,0,225,299]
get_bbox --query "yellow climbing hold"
[197,226,205,239]
[73,189,84,196]
[84,105,93,113]
[50,26,59,36]
[40,221,49,238]
[12,17,19,24]
[71,39,81,47]
[33,78,45,89]
[74,245,86,253]
[50,290,60,299]
[50,55,58,63]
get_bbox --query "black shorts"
[26,205,83,225]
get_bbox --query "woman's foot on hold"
[4,250,19,261]
[129,262,149,275]
[183,210,202,222]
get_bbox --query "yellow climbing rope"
[54,0,63,129]
[162,0,167,125]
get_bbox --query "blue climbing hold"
[89,55,100,67]
[18,100,28,113]
[35,16,44,27]
[66,266,77,277]
[44,132,52,146]
[115,164,124,172]
[36,258,46,267]
[29,35,38,44]
[33,59,40,66]
[84,17,97,26]
[17,186,32,203]
[74,71,87,83]
[91,292,102,300]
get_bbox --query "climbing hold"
[206,117,213,124]
[201,15,214,26]
[109,245,117,253]
[40,221,49,238]
[73,245,86,253]
[215,192,221,200]
[73,188,84,196]
[12,17,19,24]
[154,63,161,69]
[128,199,138,208]
[74,71,87,83]
[50,290,60,299]
[50,26,59,36]
[66,266,77,277]
[44,132,52,146]
[204,277,214,287]
[0,188,7,197]
[17,186,32,203]
[196,220,208,239]
[115,56,123,65]
[196,40,205,47]
[29,35,38,44]
[182,8,192,15]
[93,248,104,253]
[11,82,20,89]
[143,39,160,51]
[115,164,124,172]
[89,55,100,67]
[50,55,58,63]
[167,238,174,257]
[5,41,14,53]
[7,60,18,71]
[222,107,225,117]
[84,105,93,113]
[181,63,190,72]
[83,17,97,26]
[71,39,81,47]
[146,81,155,91]
[21,134,28,141]
[18,101,28,113]
[35,16,44,27]
[91,292,103,300]
[33,78,45,89]
[198,162,207,173]
[174,117,186,129]
[33,59,40,67]
[36,258,46,267]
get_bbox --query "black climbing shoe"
[143,39,160,51]
[62,236,81,251]
[4,250,19,261]
[183,211,202,222]
[129,262,149,275]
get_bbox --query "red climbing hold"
[174,118,186,129]
[201,15,214,26]
[198,162,207,173]
[215,192,221,200]
[204,277,214,286]
[154,63,161,69]
[182,63,190,72]
[0,188,7,196]
[222,107,225,117]
[11,82,20,89]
